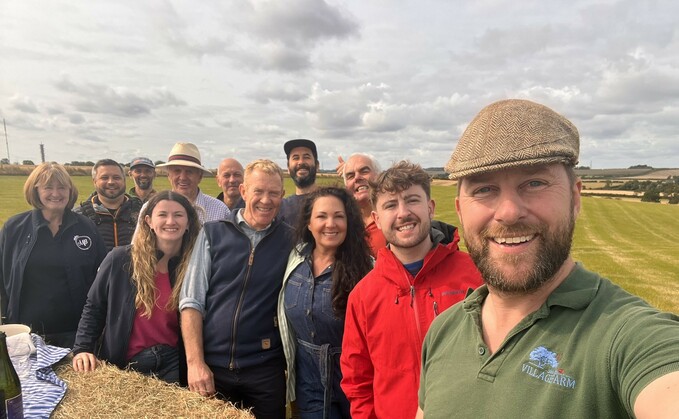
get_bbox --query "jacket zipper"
[408,273,423,340]
[229,246,255,370]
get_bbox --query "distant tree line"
[64,161,96,166]
[608,177,679,204]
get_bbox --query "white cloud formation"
[54,75,186,117]
[0,0,678,169]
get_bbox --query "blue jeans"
[295,340,349,419]
[128,344,179,384]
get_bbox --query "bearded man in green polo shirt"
[417,99,679,419]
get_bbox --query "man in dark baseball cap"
[279,139,319,225]
[417,99,679,419]
[128,157,157,203]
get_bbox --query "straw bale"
[54,360,254,418]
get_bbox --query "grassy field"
[2,174,678,313]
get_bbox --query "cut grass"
[1,176,677,313]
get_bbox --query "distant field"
[2,174,678,313]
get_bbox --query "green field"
[2,174,678,313]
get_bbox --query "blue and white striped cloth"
[8,334,70,418]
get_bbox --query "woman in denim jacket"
[278,187,373,419]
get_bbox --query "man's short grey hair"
[343,153,381,182]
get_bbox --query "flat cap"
[445,99,579,179]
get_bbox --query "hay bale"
[54,360,254,418]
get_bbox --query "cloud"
[154,0,359,72]
[306,82,386,133]
[305,82,470,137]
[9,95,39,114]
[248,82,308,104]
[54,75,186,117]
[247,0,359,44]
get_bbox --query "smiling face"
[344,155,377,205]
[167,165,203,201]
[130,166,156,191]
[308,195,348,254]
[288,146,317,189]
[456,163,581,294]
[145,199,189,249]
[37,180,70,213]
[373,184,434,258]
[94,164,126,201]
[240,169,284,230]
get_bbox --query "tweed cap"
[445,99,579,179]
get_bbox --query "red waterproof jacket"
[340,231,482,419]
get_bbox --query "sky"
[1,0,678,171]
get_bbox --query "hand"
[336,155,345,177]
[72,352,99,372]
[187,360,216,397]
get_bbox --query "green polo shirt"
[419,263,679,418]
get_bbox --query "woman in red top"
[72,191,199,383]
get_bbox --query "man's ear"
[371,210,382,231]
[573,177,583,219]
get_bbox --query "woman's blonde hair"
[23,162,79,209]
[130,191,200,318]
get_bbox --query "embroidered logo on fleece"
[73,235,92,250]
[521,346,576,389]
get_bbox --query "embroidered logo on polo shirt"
[73,235,92,250]
[521,346,576,389]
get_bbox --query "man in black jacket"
[74,159,141,251]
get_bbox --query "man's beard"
[464,212,575,295]
[291,164,317,189]
[135,178,152,190]
[98,186,126,200]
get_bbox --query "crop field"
[1,174,678,313]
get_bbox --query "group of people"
[1,98,677,418]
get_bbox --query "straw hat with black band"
[157,142,213,175]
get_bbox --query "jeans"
[295,340,349,419]
[128,344,179,384]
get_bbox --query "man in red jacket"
[340,160,483,419]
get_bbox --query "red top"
[365,220,387,257]
[340,237,483,419]
[126,271,179,360]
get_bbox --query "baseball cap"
[284,139,318,161]
[130,157,155,169]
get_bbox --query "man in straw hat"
[416,99,679,418]
[157,142,229,224]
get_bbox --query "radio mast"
[3,119,9,163]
